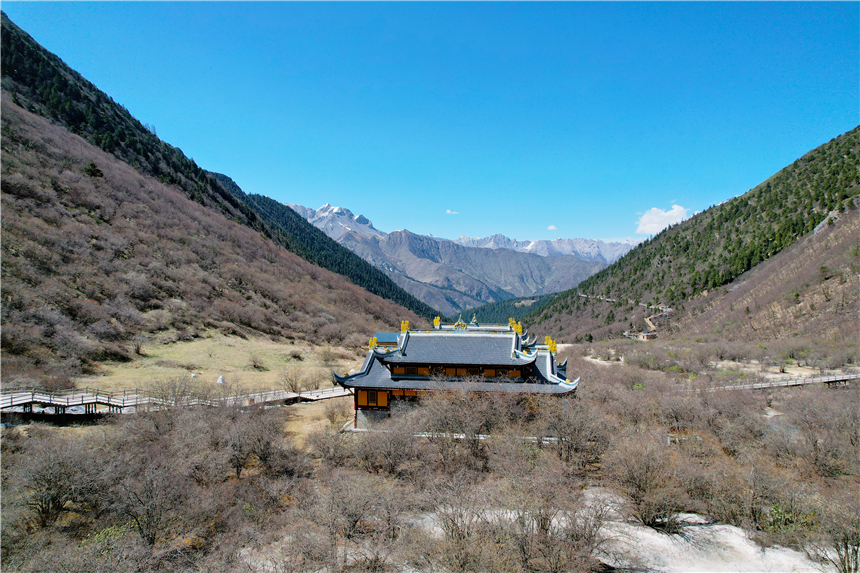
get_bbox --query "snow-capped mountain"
[285,203,385,241]
[453,235,638,263]
[286,203,622,315]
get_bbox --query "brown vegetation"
[3,353,858,572]
[1,93,422,386]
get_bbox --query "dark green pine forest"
[0,12,437,320]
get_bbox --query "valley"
[287,203,628,316]
[1,7,859,573]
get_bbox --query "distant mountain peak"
[286,203,385,241]
[288,202,637,265]
[454,234,637,263]
[287,203,611,314]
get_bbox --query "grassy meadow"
[72,332,367,393]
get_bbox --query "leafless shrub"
[147,376,211,408]
[323,398,353,430]
[427,472,492,572]
[303,367,328,391]
[311,469,411,572]
[536,396,609,473]
[131,334,147,356]
[319,347,336,367]
[307,427,355,468]
[808,487,860,573]
[782,387,860,477]
[354,417,420,476]
[7,436,99,528]
[248,353,267,371]
[486,443,609,572]
[105,451,187,546]
[659,393,703,434]
[411,389,525,474]
[605,432,686,531]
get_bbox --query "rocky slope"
[288,204,607,316]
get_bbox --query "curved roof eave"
[333,349,380,386]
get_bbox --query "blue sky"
[4,2,858,242]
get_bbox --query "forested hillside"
[1,93,423,386]
[528,125,860,341]
[0,12,436,319]
[449,295,555,324]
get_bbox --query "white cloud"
[547,225,557,231]
[636,205,688,234]
[446,209,459,215]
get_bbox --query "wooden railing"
[693,372,859,392]
[0,385,351,412]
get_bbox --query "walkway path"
[696,372,859,392]
[0,385,350,414]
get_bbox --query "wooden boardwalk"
[695,372,859,392]
[0,385,350,414]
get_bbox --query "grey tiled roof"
[383,332,532,366]
[335,358,574,395]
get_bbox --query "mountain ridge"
[453,234,638,263]
[524,125,860,343]
[0,11,437,320]
[288,202,636,263]
[0,91,424,384]
[287,203,608,315]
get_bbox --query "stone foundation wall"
[355,409,390,429]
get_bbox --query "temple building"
[334,317,578,428]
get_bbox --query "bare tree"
[809,488,860,573]
[11,437,98,527]
[605,433,685,530]
[107,454,185,546]
[312,469,406,572]
[307,427,356,468]
[537,396,609,473]
[490,446,609,572]
[147,376,210,409]
[324,398,353,430]
[354,417,420,477]
[427,472,489,573]
[279,365,306,394]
